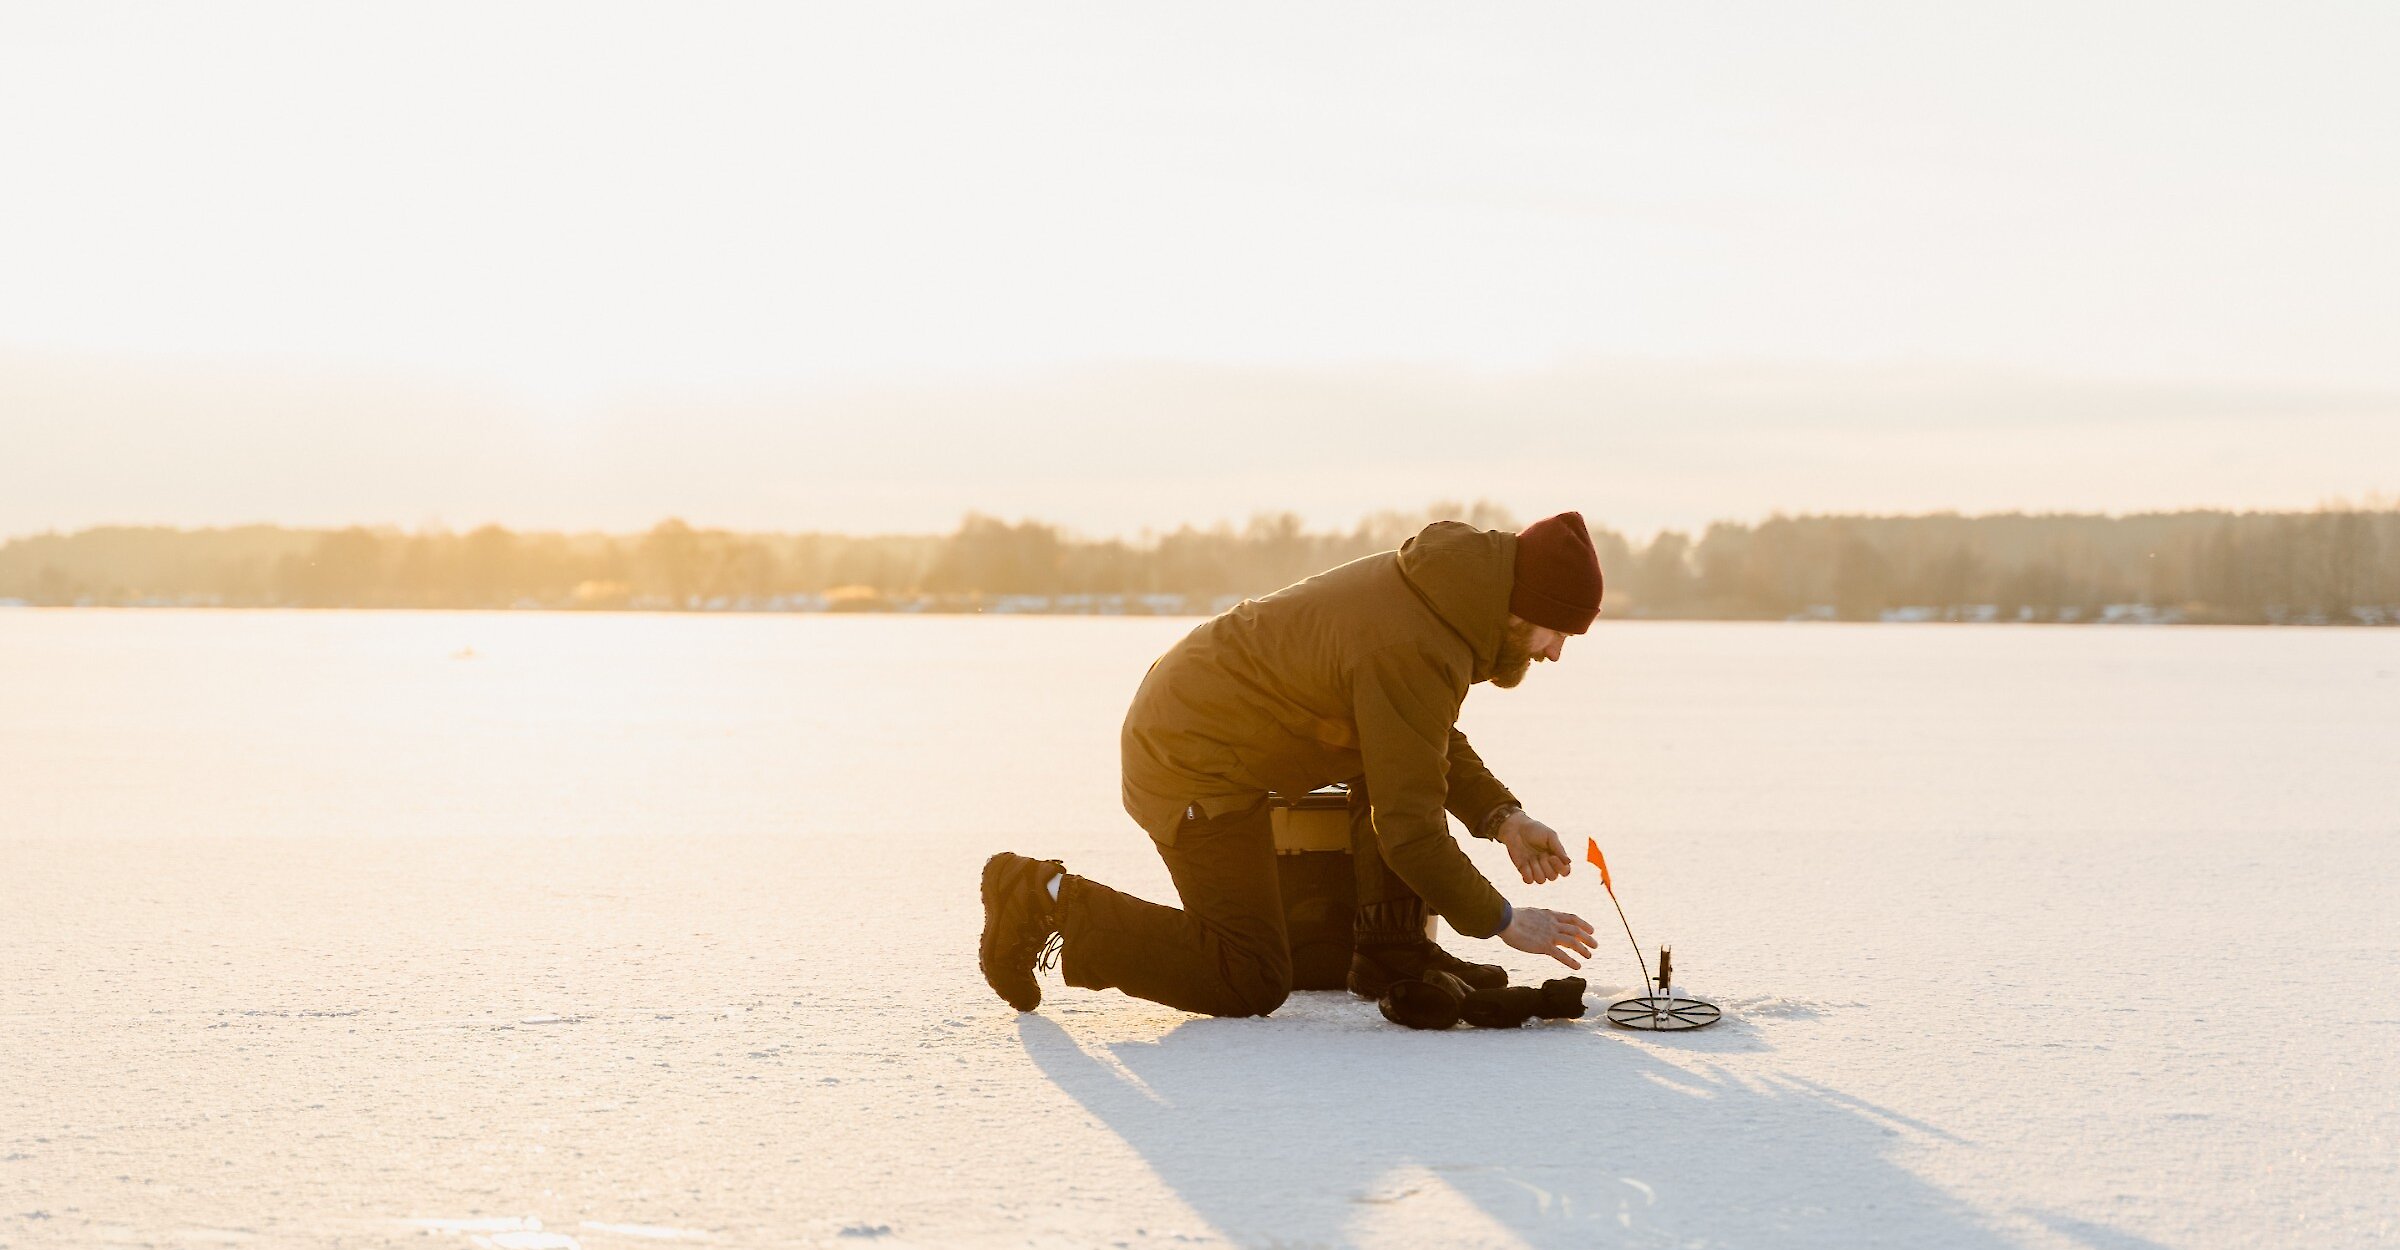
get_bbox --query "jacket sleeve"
[1351,646,1511,939]
[1443,729,1521,838]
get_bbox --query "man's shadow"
[1021,998,2023,1248]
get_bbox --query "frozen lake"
[3,611,2396,1248]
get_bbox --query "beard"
[1488,619,1537,688]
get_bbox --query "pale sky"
[3,2,2396,538]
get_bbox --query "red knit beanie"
[1510,512,1603,634]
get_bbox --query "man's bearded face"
[1490,618,1538,688]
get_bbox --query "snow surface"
[2,611,2396,1248]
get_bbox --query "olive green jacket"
[1120,521,1523,937]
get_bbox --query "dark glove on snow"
[1459,977,1588,1029]
[1536,977,1588,1020]
[1459,985,1540,1029]
[1378,969,1470,1030]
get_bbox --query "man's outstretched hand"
[1495,810,1575,884]
[1492,811,1592,965]
[1500,907,1598,969]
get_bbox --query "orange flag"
[1585,837,1614,892]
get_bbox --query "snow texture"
[2,611,2396,1248]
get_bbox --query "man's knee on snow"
[1216,952,1293,1018]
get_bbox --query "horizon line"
[8,496,2398,548]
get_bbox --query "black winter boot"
[1378,970,1471,1031]
[1349,939,1510,999]
[1346,786,1513,999]
[979,852,1063,1012]
[1423,943,1511,991]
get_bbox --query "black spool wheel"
[1604,995,1722,1032]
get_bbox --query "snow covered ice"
[3,611,2396,1247]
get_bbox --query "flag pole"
[1586,838,1653,999]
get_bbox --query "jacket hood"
[1394,521,1517,681]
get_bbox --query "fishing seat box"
[1269,787,1359,990]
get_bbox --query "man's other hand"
[1495,811,1574,884]
[1499,907,1598,969]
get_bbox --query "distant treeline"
[3,502,2396,625]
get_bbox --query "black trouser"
[1058,779,1426,1018]
[1058,797,1292,1017]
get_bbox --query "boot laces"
[1034,930,1063,973]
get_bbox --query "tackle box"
[1269,786,1358,990]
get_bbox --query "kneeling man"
[980,512,1604,1017]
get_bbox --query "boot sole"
[979,853,1042,1012]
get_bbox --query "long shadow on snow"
[1021,996,2024,1248]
